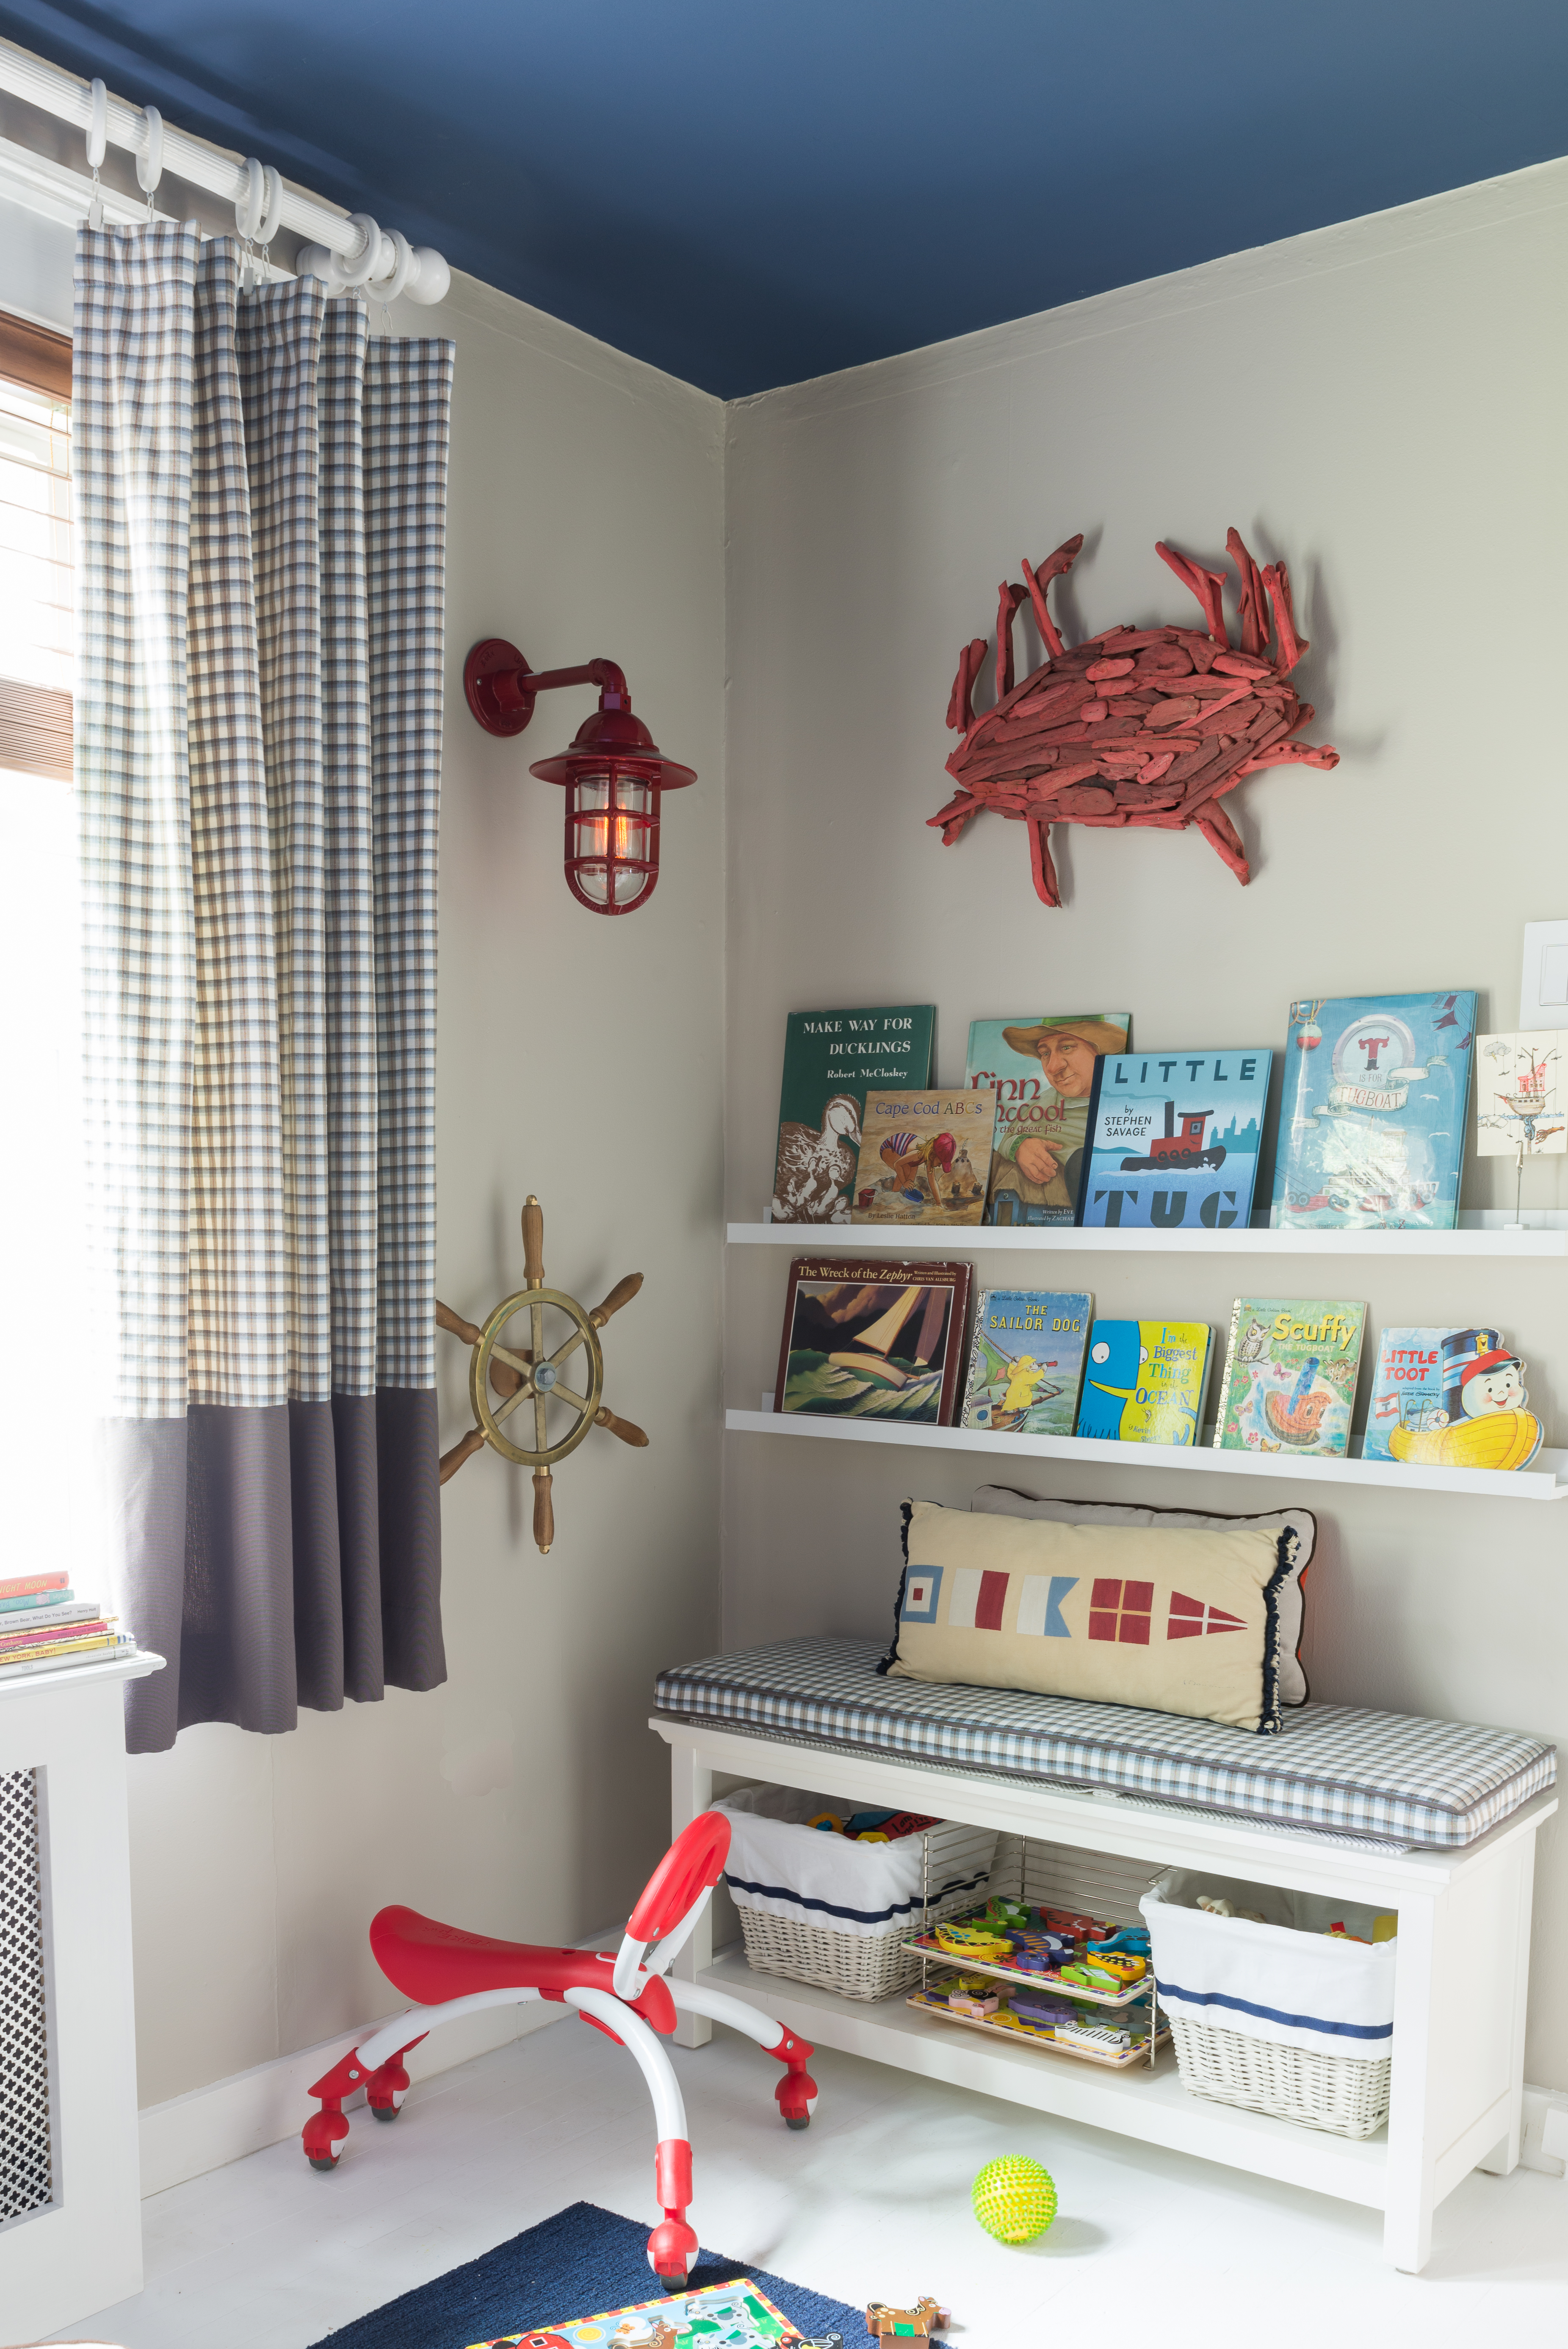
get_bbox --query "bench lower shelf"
[695,1946,1388,2207]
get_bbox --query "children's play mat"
[474,2275,825,2349]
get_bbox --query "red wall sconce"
[463,639,696,915]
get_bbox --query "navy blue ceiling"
[2,0,1565,396]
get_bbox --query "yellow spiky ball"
[971,2154,1057,2243]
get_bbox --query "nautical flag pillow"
[880,1499,1290,1733]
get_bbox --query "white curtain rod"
[0,33,448,305]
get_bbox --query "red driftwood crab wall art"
[929,529,1339,906]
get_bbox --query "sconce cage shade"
[531,708,695,919]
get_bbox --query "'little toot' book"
[1076,1050,1272,1232]
[1214,1298,1367,1458]
[1374,1325,1543,1473]
[1270,994,1475,1229]
[1363,1327,1451,1464]
[961,1290,1092,1435]
[1076,1320,1213,1447]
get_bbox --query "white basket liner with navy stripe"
[1141,1870,1396,2060]
[654,1636,1555,1850]
[718,1785,996,1937]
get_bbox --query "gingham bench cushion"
[653,1636,1555,1850]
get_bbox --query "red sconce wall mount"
[464,639,696,915]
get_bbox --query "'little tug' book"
[1076,1050,1272,1232]
[1076,1320,1213,1446]
[1270,993,1476,1229]
[851,1089,996,1225]
[961,1289,1092,1436]
[1214,1297,1367,1457]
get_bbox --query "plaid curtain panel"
[75,224,453,1752]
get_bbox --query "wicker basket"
[1166,2012,1391,2139]
[731,1817,996,2002]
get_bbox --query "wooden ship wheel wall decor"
[436,1196,647,1552]
[929,527,1340,906]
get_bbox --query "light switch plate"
[1520,921,1568,1030]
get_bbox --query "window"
[0,313,87,1569]
[0,313,72,781]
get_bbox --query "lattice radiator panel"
[0,1766,54,2225]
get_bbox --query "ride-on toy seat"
[301,1812,817,2288]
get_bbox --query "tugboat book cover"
[1076,1049,1272,1231]
[1270,993,1476,1228]
[774,1256,972,1423]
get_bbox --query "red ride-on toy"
[301,1811,817,2288]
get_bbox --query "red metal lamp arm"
[464,640,633,735]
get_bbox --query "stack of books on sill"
[0,1570,137,1681]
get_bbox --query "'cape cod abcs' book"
[1077,1050,1272,1232]
[1269,994,1475,1229]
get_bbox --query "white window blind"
[0,313,72,781]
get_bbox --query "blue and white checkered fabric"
[654,1637,1555,1850]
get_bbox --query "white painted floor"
[52,2015,1568,2349]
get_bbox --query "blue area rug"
[312,2199,862,2348]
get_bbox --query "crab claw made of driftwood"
[931,528,1338,907]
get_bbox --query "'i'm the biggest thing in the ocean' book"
[1076,1049,1273,1232]
[1270,994,1476,1229]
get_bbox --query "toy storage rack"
[903,1828,1171,2070]
[654,1710,1554,2274]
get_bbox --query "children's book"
[1213,1298,1367,1458]
[1075,1320,1213,1447]
[1076,1050,1272,1233]
[471,2274,807,2349]
[961,1289,1092,1435]
[1363,1326,1452,1463]
[964,1013,1130,1226]
[1474,1032,1566,1158]
[1269,994,1476,1229]
[774,1255,971,1424]
[1369,1325,1542,1472]
[850,1089,995,1225]
[771,1005,935,1223]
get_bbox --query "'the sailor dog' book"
[1075,1320,1213,1447]
[1270,993,1476,1229]
[964,1013,1129,1226]
[851,1089,996,1225]
[961,1289,1092,1436]
[1076,1050,1272,1231]
[1214,1298,1367,1458]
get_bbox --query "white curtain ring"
[136,105,164,195]
[334,212,381,288]
[257,165,286,250]
[86,77,107,170]
[370,229,413,307]
[235,158,265,243]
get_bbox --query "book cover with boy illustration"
[771,1004,935,1223]
[850,1090,996,1225]
[1076,1049,1272,1232]
[964,1013,1129,1226]
[1075,1320,1212,1447]
[1270,993,1476,1229]
[774,1256,971,1424]
[1214,1297,1367,1458]
[960,1289,1092,1435]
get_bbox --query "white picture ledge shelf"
[724,1407,1568,1501]
[727,1214,1568,1259]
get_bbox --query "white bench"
[651,1644,1554,2274]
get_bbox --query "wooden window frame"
[0,312,73,782]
